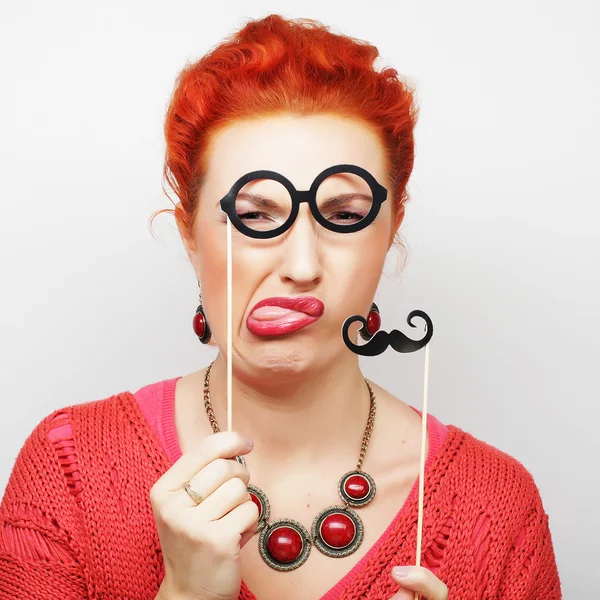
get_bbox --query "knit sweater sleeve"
[0,411,89,599]
[493,465,562,599]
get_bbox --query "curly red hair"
[150,14,419,248]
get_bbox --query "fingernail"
[392,566,409,578]
[244,436,254,449]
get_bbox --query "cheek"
[196,224,227,335]
[197,226,226,292]
[197,228,273,334]
[340,244,385,289]
[328,232,388,313]
[352,217,390,278]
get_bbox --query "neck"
[206,353,372,468]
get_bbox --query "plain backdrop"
[1,0,598,596]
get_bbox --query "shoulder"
[443,424,550,531]
[454,426,541,487]
[1,390,129,520]
[5,389,144,487]
[3,387,167,508]
[8,390,124,451]
[448,425,545,499]
[41,389,139,444]
[7,376,176,484]
[7,389,136,460]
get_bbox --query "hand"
[150,431,259,600]
[389,565,449,600]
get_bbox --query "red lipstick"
[247,296,325,337]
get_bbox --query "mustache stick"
[414,340,430,600]
[227,218,233,432]
[341,311,433,600]
[226,216,429,596]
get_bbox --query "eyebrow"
[235,191,371,208]
[318,193,372,209]
[236,192,281,208]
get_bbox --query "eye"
[238,211,272,221]
[324,210,369,225]
[330,211,366,222]
[317,194,372,226]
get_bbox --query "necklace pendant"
[247,483,270,531]
[338,470,376,507]
[312,504,364,558]
[259,517,312,571]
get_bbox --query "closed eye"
[238,210,272,221]
[318,193,372,223]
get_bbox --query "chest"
[237,465,419,600]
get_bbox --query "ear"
[175,202,195,257]
[394,204,406,230]
[175,203,204,284]
[389,204,406,248]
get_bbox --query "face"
[180,112,404,381]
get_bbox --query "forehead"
[203,112,388,192]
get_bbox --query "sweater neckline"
[160,376,445,467]
[155,375,448,600]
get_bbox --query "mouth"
[246,296,325,337]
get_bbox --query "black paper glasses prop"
[219,163,388,239]
[342,307,433,600]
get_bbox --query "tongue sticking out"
[246,298,324,336]
[250,306,299,321]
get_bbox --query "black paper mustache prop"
[342,309,433,356]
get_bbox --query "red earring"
[192,286,212,344]
[360,302,380,341]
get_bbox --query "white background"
[1,1,598,596]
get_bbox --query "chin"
[261,348,315,374]
[243,341,326,380]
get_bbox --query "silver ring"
[184,482,204,505]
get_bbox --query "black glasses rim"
[218,163,388,239]
[224,163,386,195]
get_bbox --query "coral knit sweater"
[0,376,562,599]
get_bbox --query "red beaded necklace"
[203,361,377,571]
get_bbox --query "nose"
[278,203,324,288]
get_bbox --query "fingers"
[151,431,253,501]
[390,566,448,600]
[172,457,251,510]
[388,589,415,600]
[194,476,252,521]
[220,498,260,543]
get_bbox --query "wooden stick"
[413,340,430,600]
[227,218,233,433]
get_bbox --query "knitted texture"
[0,391,562,599]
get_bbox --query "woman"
[0,14,561,600]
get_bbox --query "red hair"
[150,14,419,249]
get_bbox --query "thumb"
[240,521,259,548]
[389,590,415,600]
